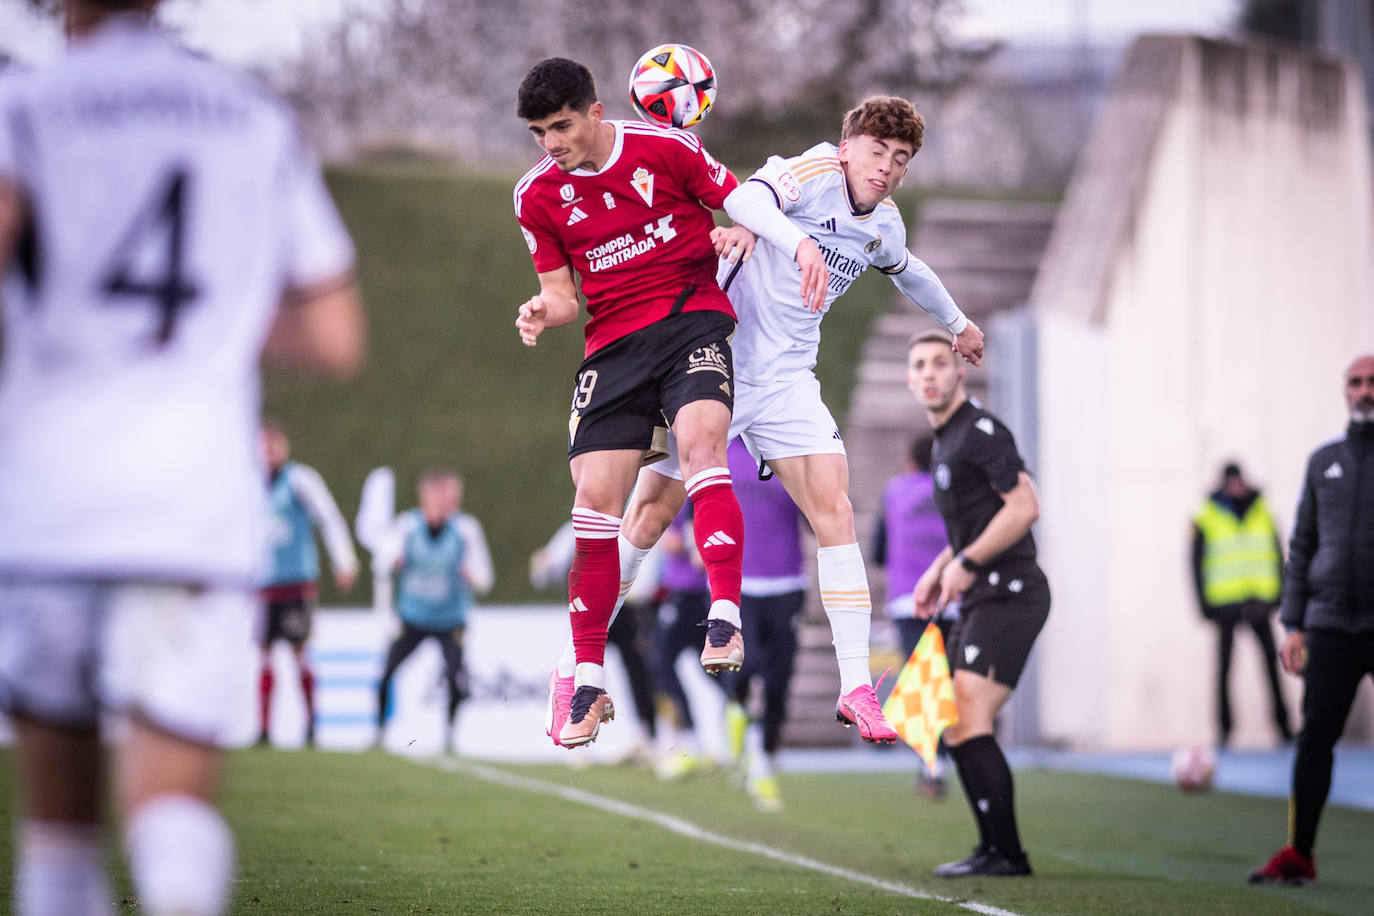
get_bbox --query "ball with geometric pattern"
[628,43,717,129]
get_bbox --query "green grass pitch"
[2,748,1371,914]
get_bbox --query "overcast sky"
[1,0,1241,67]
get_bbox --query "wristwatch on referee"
[955,551,981,573]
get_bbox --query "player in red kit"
[515,58,823,748]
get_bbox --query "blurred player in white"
[257,419,359,748]
[0,2,365,914]
[619,96,983,743]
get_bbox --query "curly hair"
[841,96,924,152]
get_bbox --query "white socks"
[16,820,111,916]
[745,724,773,780]
[574,662,605,689]
[817,542,873,695]
[556,535,650,678]
[615,536,652,616]
[125,795,234,916]
[708,598,742,628]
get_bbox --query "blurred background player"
[619,95,982,745]
[374,469,493,753]
[873,433,957,798]
[1249,354,1374,886]
[530,519,661,763]
[651,505,714,779]
[909,332,1048,878]
[717,436,806,812]
[0,2,365,913]
[257,418,359,748]
[1190,461,1292,748]
[513,57,754,748]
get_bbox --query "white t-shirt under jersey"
[722,141,961,386]
[0,17,354,586]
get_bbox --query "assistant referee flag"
[881,622,958,768]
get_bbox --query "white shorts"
[650,374,845,480]
[0,579,253,746]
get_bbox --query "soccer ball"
[628,43,717,129]
[1170,745,1216,792]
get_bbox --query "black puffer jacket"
[1280,421,1374,633]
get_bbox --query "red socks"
[569,508,621,667]
[257,667,273,737]
[686,467,743,609]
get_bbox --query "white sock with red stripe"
[818,542,873,694]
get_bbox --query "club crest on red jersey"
[631,167,655,207]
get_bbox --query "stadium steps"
[781,198,1057,748]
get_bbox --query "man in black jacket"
[1249,353,1374,886]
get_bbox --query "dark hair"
[909,434,934,472]
[907,330,953,351]
[1221,462,1243,479]
[517,58,597,121]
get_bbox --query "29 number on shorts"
[572,369,599,410]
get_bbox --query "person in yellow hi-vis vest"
[1192,462,1294,747]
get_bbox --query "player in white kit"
[0,3,365,914]
[618,96,984,742]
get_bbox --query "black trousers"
[717,590,805,754]
[608,599,658,738]
[655,589,711,731]
[1212,601,1291,743]
[1290,627,1374,856]
[376,622,466,727]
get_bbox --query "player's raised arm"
[724,180,829,313]
[885,253,983,366]
[516,266,580,347]
[266,273,366,378]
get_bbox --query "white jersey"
[0,18,354,586]
[721,142,913,385]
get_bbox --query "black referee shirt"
[930,398,1037,565]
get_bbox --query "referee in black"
[907,331,1049,877]
[1249,353,1374,886]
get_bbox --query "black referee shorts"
[946,564,1049,688]
[567,310,735,459]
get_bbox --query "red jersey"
[514,120,739,356]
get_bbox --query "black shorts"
[258,596,315,647]
[946,564,1049,688]
[568,310,735,459]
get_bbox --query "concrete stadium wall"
[1030,35,1374,750]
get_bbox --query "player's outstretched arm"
[954,320,984,367]
[517,267,579,347]
[889,254,982,366]
[266,272,367,378]
[723,180,829,312]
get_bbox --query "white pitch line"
[422,756,1023,916]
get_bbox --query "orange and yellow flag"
[881,622,958,768]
